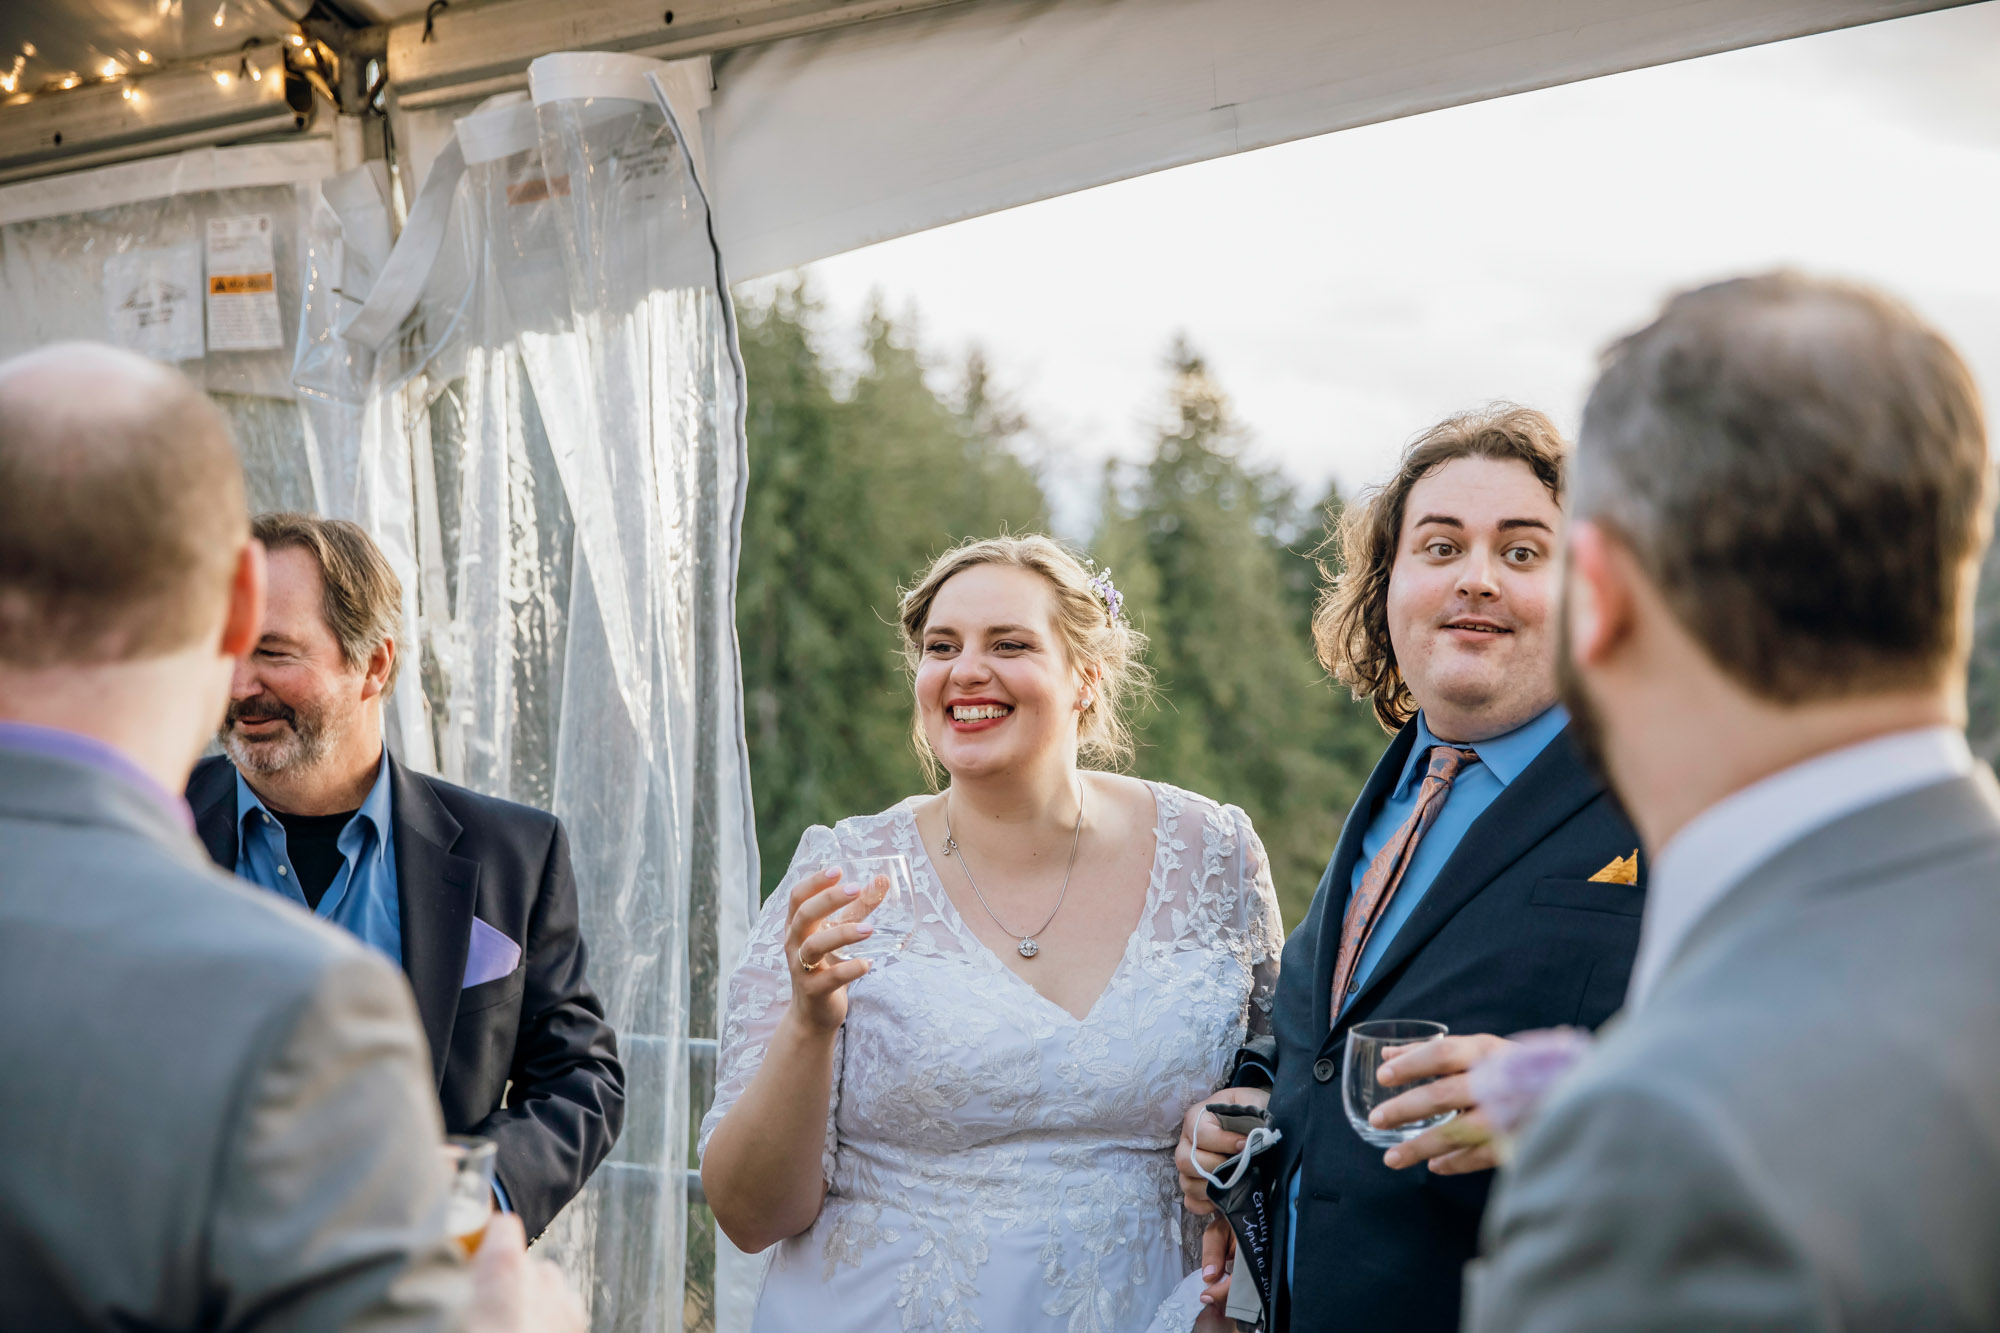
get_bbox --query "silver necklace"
[942,784,1084,959]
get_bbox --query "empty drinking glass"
[1343,1019,1452,1148]
[815,855,916,965]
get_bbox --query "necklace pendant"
[1017,938,1039,959]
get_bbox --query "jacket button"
[1313,1058,1335,1083]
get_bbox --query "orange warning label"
[208,272,274,295]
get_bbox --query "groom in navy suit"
[188,511,624,1241]
[1177,407,1645,1332]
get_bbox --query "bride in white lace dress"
[700,535,1283,1333]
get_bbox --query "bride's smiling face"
[917,563,1087,780]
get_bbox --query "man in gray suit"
[1465,272,2000,1330]
[0,343,580,1331]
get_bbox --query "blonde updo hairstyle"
[898,534,1150,781]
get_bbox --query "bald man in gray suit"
[1466,275,2000,1330]
[0,344,578,1331]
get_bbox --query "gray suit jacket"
[0,745,469,1331]
[1466,771,2000,1332]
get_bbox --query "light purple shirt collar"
[0,720,195,831]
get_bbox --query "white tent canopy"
[0,0,1967,260]
[698,0,1971,279]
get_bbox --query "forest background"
[737,280,2000,931]
[742,280,1424,929]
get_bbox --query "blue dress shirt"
[231,755,516,1214]
[1285,703,1568,1291]
[235,754,402,965]
[1339,703,1571,1009]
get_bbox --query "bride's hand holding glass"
[784,868,876,1034]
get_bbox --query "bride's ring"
[799,947,820,975]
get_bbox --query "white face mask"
[1193,1108,1283,1193]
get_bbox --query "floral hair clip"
[1086,567,1126,626]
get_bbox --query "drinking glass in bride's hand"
[1344,1019,1453,1148]
[815,856,915,964]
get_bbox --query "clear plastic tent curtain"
[305,57,759,1329]
[0,60,755,1329]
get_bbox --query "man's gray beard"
[221,711,336,776]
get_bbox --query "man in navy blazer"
[188,511,623,1241]
[1176,407,1645,1332]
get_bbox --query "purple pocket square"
[464,917,523,988]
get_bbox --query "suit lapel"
[1312,721,1420,1038]
[187,757,240,872]
[1339,725,1604,1032]
[389,754,481,1087]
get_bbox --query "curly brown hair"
[1312,405,1567,732]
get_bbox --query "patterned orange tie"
[1330,745,1480,1018]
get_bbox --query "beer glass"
[443,1135,498,1257]
[1343,1019,1452,1147]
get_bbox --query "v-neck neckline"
[903,780,1168,1026]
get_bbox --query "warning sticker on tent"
[205,214,283,351]
[104,243,205,362]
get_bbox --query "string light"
[135,50,153,64]
[288,33,305,47]
[121,84,136,101]
[0,74,16,95]
[248,60,262,81]
[57,73,80,89]
[21,43,36,58]
[100,59,124,79]
[213,4,227,27]
[213,68,232,87]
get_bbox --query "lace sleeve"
[1233,806,1285,1041]
[698,825,844,1184]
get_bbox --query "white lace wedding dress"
[701,782,1283,1333]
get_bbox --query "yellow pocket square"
[1589,851,1639,885]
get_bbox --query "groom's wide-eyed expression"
[1384,454,1562,743]
[916,563,1088,781]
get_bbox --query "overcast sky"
[745,2,2000,533]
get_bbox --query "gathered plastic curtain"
[310,61,758,1329]
[0,55,756,1329]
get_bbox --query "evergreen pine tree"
[1101,339,1380,925]
[736,285,1048,895]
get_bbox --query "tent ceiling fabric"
[385,0,967,106]
[0,0,308,86]
[704,0,1973,280]
[5,0,1974,273]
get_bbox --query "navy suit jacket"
[189,752,625,1240]
[1258,719,1644,1333]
